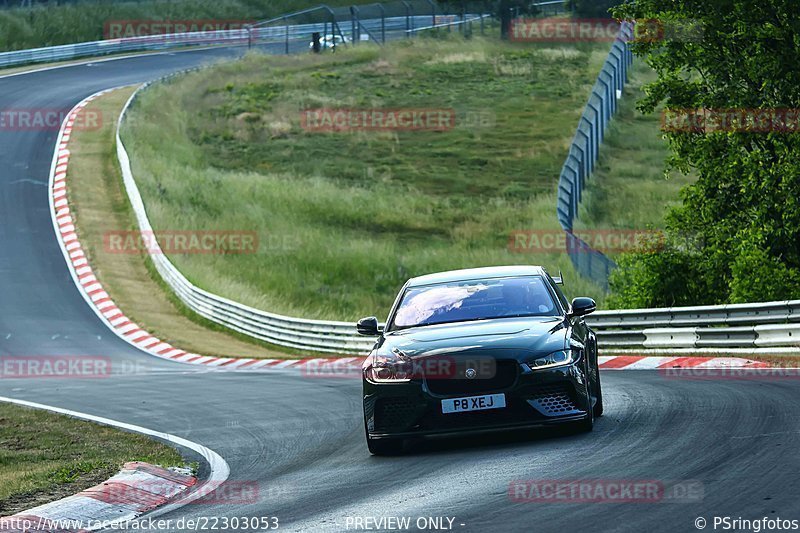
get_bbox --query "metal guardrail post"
[350,6,359,44]
[568,164,579,217]
[402,1,412,37]
[568,152,583,203]
[610,46,624,91]
[378,3,386,43]
[597,74,612,120]
[587,99,602,150]
[577,127,591,177]
[425,0,436,27]
[591,92,607,142]
[284,16,289,54]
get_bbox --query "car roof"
[406,265,548,287]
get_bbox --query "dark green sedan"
[356,266,602,455]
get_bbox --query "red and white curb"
[597,355,768,370]
[0,396,230,532]
[48,90,316,372]
[48,90,781,374]
[0,463,195,532]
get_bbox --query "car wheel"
[366,436,404,456]
[593,365,604,418]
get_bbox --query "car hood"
[380,316,568,358]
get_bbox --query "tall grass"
[0,403,183,515]
[574,62,693,230]
[122,36,656,321]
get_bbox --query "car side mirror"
[356,316,381,336]
[569,297,596,317]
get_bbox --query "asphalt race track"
[1,46,800,533]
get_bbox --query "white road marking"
[0,396,231,524]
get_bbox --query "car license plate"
[442,393,506,414]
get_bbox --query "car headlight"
[527,349,576,370]
[364,348,413,383]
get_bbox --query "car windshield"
[390,275,559,330]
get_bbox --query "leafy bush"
[606,234,718,309]
[606,0,800,307]
[729,241,800,304]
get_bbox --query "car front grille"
[373,397,420,432]
[528,383,583,416]
[425,359,519,396]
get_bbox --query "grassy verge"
[574,61,694,231]
[67,87,297,358]
[123,35,618,321]
[0,402,183,516]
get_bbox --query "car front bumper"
[363,361,591,440]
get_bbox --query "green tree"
[608,0,800,307]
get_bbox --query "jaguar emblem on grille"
[465,368,477,379]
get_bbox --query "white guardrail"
[95,24,800,355]
[0,15,442,69]
[117,79,800,354]
[592,302,800,350]
[117,88,371,354]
